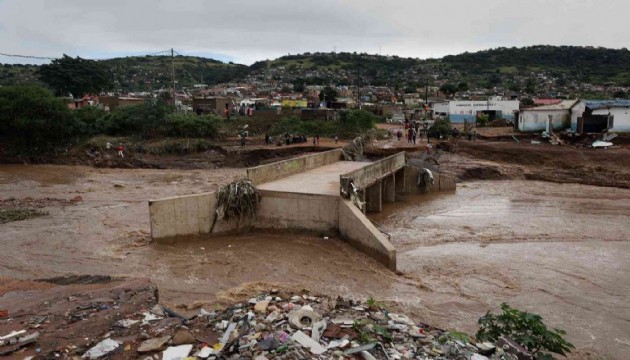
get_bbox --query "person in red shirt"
[118,144,124,158]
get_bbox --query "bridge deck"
[257,161,371,196]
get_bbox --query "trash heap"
[70,291,518,360]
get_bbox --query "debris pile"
[215,179,261,220]
[342,130,377,161]
[1,290,529,359]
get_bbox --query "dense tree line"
[0,85,223,156]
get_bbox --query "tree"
[521,97,535,106]
[525,78,537,94]
[38,55,113,98]
[457,82,469,92]
[439,83,458,98]
[0,85,79,153]
[340,109,378,136]
[404,85,417,94]
[428,118,452,139]
[293,79,305,92]
[613,90,627,98]
[319,86,338,104]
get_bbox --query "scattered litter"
[288,308,322,329]
[195,346,214,358]
[137,336,171,353]
[291,330,326,355]
[592,140,613,148]
[327,338,350,349]
[7,291,513,359]
[82,338,120,359]
[116,319,139,328]
[142,312,162,324]
[0,330,26,343]
[162,344,193,360]
[311,319,327,342]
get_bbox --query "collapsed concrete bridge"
[149,149,455,271]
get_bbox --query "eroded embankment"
[442,140,630,188]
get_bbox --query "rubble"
[0,289,530,359]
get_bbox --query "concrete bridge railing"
[340,152,406,213]
[247,149,342,185]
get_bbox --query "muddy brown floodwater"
[1,166,629,360]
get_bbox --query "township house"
[192,96,232,115]
[516,100,577,132]
[570,100,630,133]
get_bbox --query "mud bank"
[444,140,630,189]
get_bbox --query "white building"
[516,100,577,132]
[571,100,630,133]
[432,100,520,123]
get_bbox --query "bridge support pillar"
[382,174,395,203]
[395,168,405,193]
[366,180,382,213]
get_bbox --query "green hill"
[251,46,630,89]
[0,55,249,92]
[2,46,630,93]
[442,45,630,87]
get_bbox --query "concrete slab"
[257,161,371,196]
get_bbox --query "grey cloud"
[1,0,629,65]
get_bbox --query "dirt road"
[1,165,628,359]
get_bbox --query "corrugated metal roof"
[584,99,630,109]
[521,100,577,111]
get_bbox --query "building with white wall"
[432,100,520,123]
[516,100,577,132]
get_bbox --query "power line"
[0,49,178,61]
[0,52,56,60]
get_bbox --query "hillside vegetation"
[2,46,630,92]
[0,55,249,92]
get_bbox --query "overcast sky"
[1,0,628,65]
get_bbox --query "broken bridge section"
[149,149,456,272]
[251,150,404,271]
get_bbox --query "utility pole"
[171,48,176,107]
[425,79,428,104]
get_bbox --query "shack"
[192,96,232,115]
[571,100,630,133]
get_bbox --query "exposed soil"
[0,276,158,359]
[0,136,346,171]
[444,140,630,188]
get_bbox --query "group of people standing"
[395,120,427,145]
